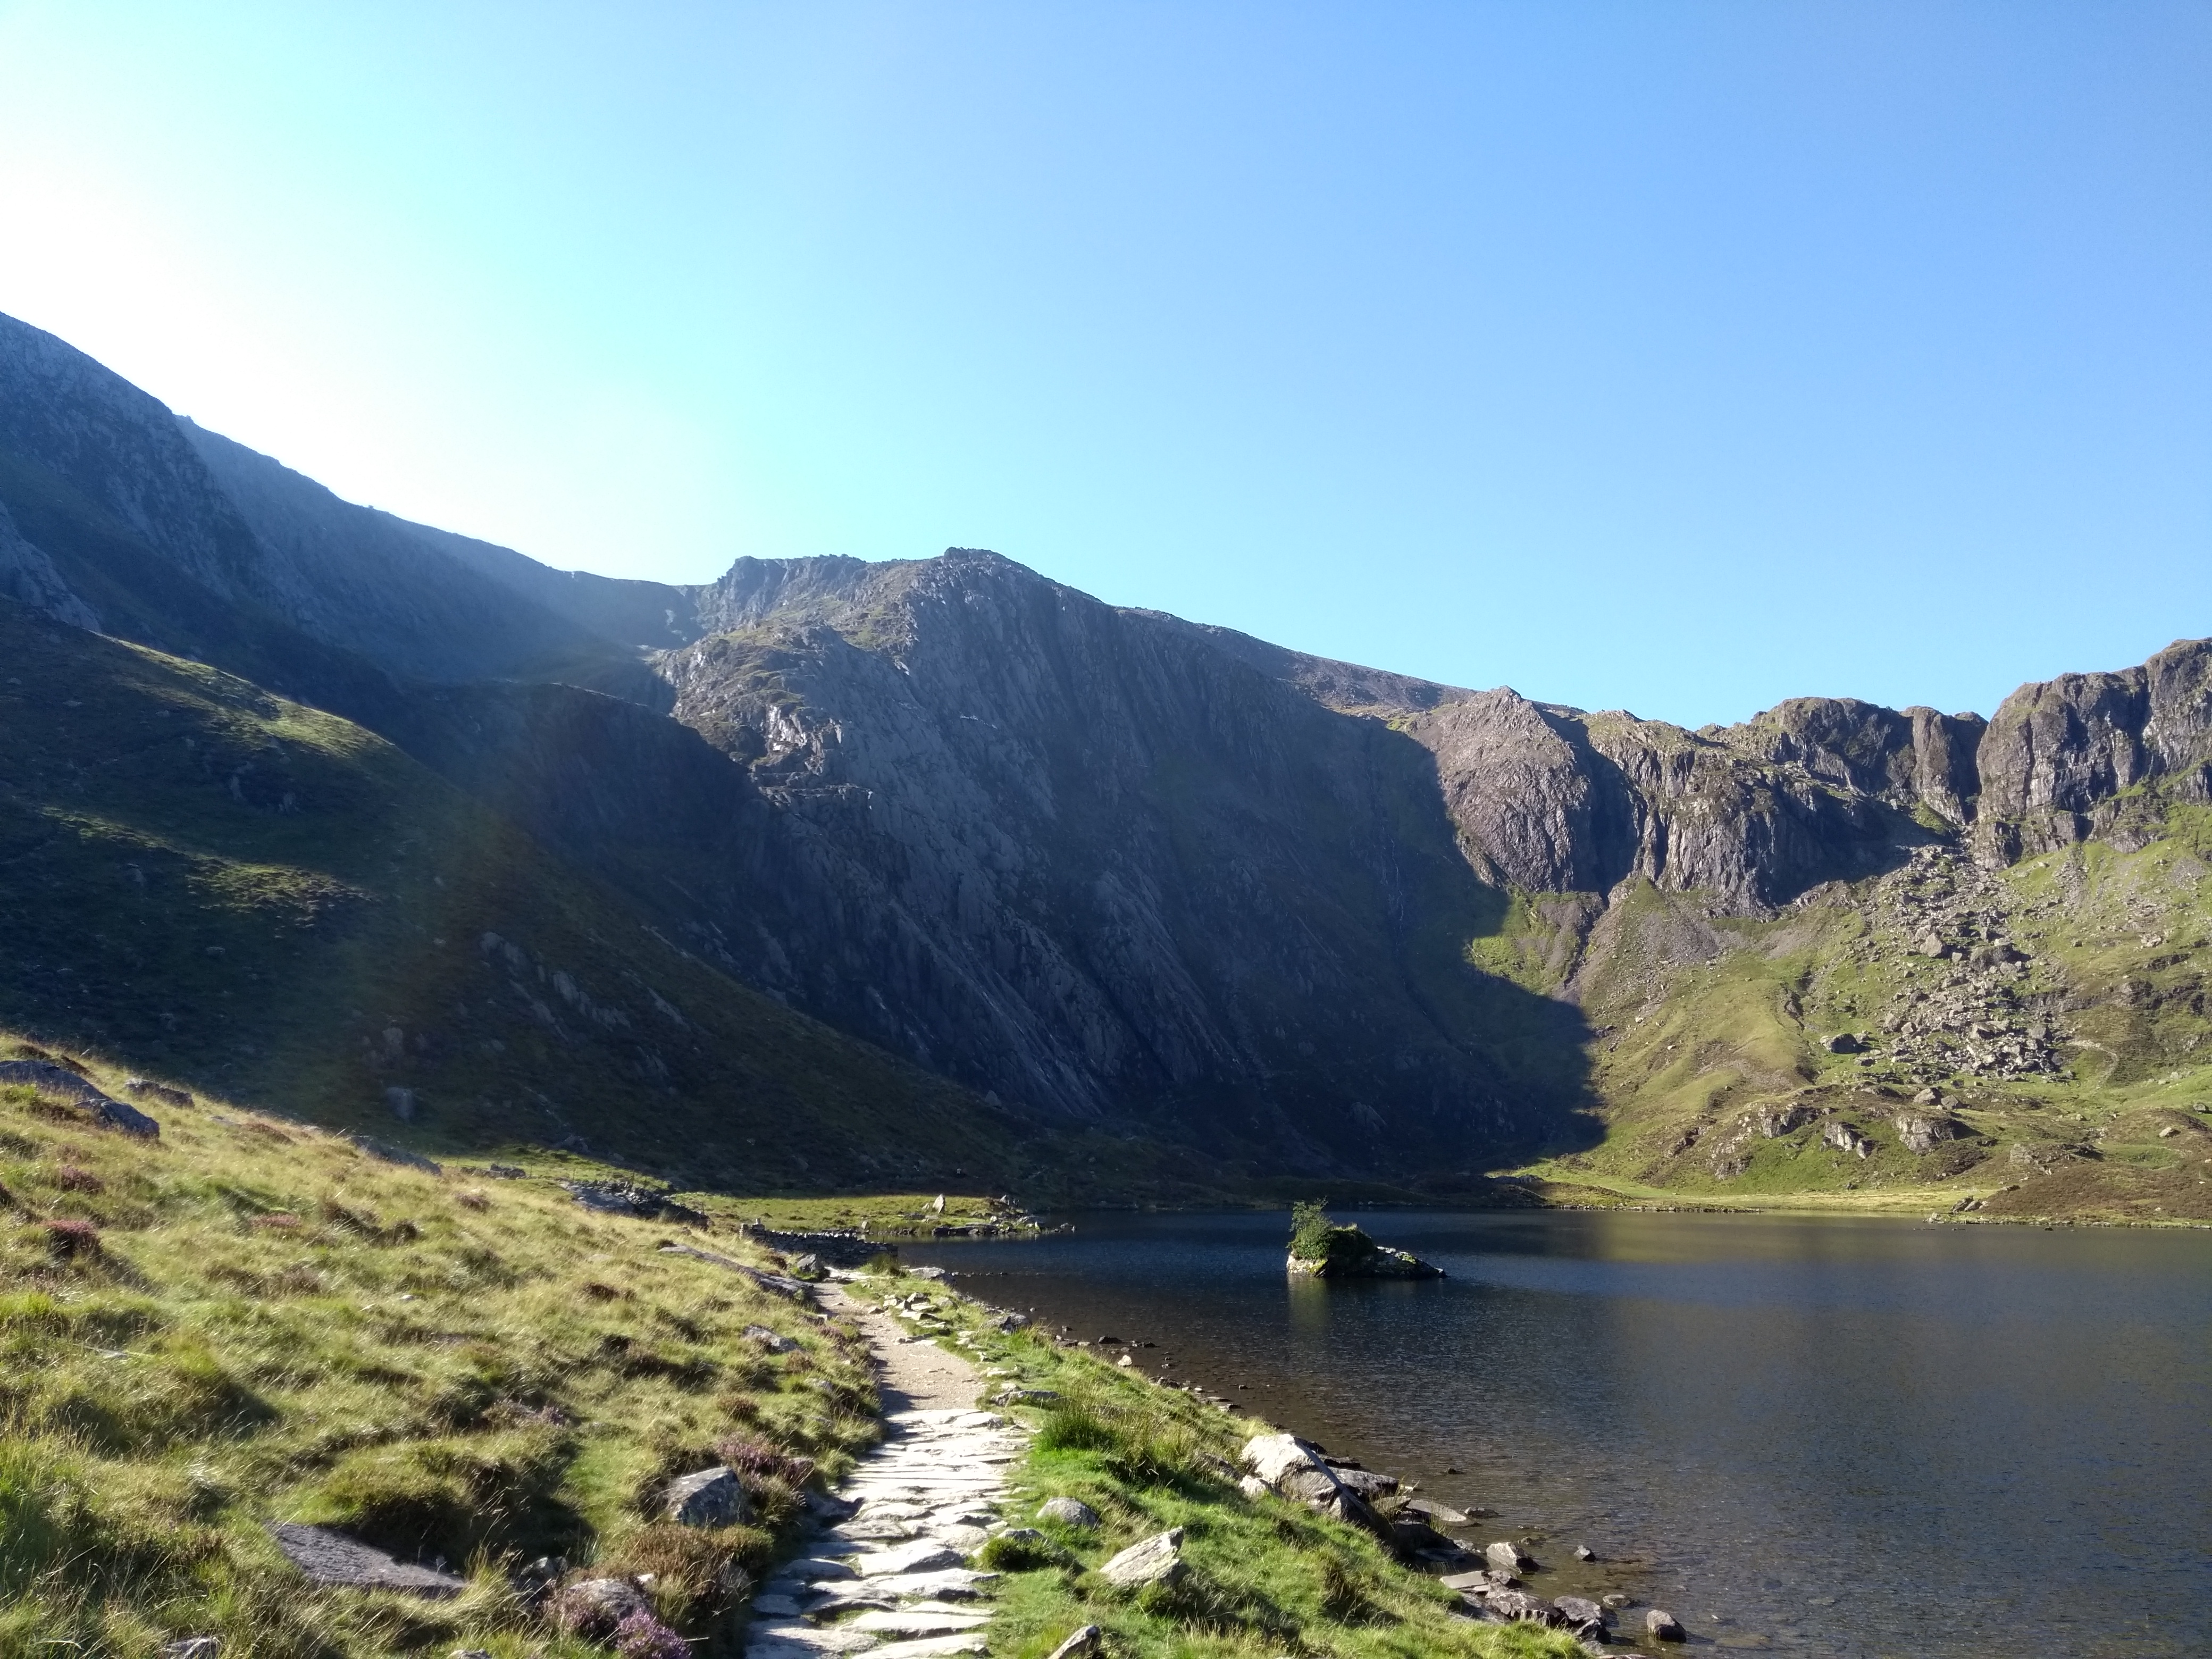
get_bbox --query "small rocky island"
[1286,1201,1444,1278]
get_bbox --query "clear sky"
[0,2,2204,727]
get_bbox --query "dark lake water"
[906,1210,2212,1658]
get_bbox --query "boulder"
[1484,1540,1535,1573]
[1895,1112,1967,1153]
[1098,1527,1185,1589]
[1480,1588,1559,1625]
[1823,1033,1865,1054]
[1045,1627,1103,1659]
[124,1077,192,1109]
[554,1577,652,1637]
[1404,1498,1469,1526]
[663,1466,751,1527]
[1242,1433,1329,1487]
[1555,1595,1606,1628]
[0,1061,159,1137]
[1647,1608,1688,1641]
[1388,1518,1452,1556]
[745,1322,799,1354]
[1329,1466,1399,1500]
[264,1522,464,1598]
[1037,1497,1101,1529]
[1572,1544,1596,1561]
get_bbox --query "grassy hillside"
[0,1048,876,1656]
[1491,804,2212,1222]
[0,599,1134,1200]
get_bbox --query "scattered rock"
[0,1061,160,1136]
[1647,1608,1688,1641]
[1822,1121,1873,1158]
[1329,1466,1399,1500]
[1895,1112,1967,1153]
[1478,1588,1558,1625]
[1037,1497,1101,1528]
[1823,1033,1865,1054]
[1098,1527,1185,1589]
[554,1576,652,1637]
[264,1522,465,1597]
[1484,1540,1535,1573]
[125,1077,192,1109]
[160,1640,220,1659]
[663,1465,751,1527]
[658,1243,810,1299]
[347,1135,441,1174]
[1404,1497,1469,1526]
[1602,1594,1632,1610]
[1555,1595,1606,1635]
[1044,1626,1103,1659]
[1572,1544,1596,1561]
[745,1322,800,1353]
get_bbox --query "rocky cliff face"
[3,307,2206,1188]
[644,550,1576,1168]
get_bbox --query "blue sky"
[0,2,2204,726]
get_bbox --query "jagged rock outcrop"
[1405,692,1933,911]
[1972,638,2212,860]
[648,549,1570,1166]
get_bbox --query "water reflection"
[909,1210,2212,1658]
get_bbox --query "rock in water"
[1099,1527,1185,1589]
[1484,1540,1535,1573]
[1555,1595,1607,1637]
[663,1465,751,1527]
[1480,1588,1557,1625]
[1647,1608,1688,1641]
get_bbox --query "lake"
[906,1210,2212,1657]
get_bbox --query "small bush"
[52,1165,104,1194]
[715,1432,816,1492]
[41,1218,102,1260]
[977,1530,1067,1572]
[614,1611,691,1659]
[1035,1406,1125,1456]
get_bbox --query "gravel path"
[745,1283,1027,1658]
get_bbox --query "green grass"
[849,1264,1586,1659]
[0,1042,883,1656]
[1501,801,2212,1224]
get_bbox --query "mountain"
[2,308,2206,1215]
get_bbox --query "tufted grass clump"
[0,1043,877,1656]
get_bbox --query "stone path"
[745,1284,1027,1659]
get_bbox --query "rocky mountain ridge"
[2,307,2206,1208]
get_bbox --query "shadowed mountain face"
[3,307,2208,1195]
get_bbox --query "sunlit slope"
[1491,816,2212,1221]
[0,1049,874,1655]
[0,599,1047,1194]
